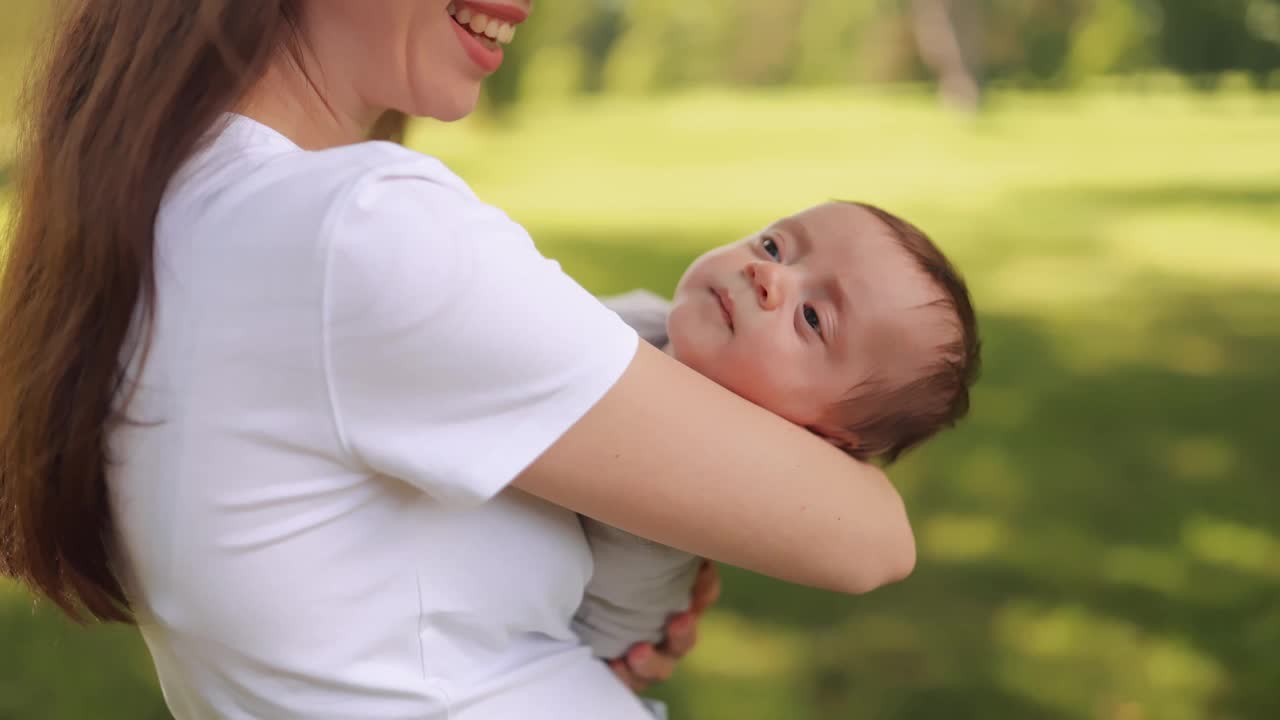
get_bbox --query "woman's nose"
[745,261,787,311]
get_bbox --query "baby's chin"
[666,332,753,406]
[665,329,722,386]
[663,332,704,373]
[666,301,774,406]
[666,327,817,425]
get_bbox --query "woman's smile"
[447,1,525,72]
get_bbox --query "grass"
[3,86,1279,719]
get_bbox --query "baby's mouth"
[712,287,735,331]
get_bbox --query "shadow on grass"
[0,588,169,720]
[1064,180,1280,211]
[906,178,1280,279]
[684,284,1280,720]
[542,221,1280,718]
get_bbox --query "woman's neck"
[237,55,380,150]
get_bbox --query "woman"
[0,1,915,718]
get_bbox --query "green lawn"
[3,87,1279,719]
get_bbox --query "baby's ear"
[807,423,862,455]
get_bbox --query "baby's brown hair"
[820,202,981,464]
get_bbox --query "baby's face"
[668,202,948,434]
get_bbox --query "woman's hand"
[609,560,721,692]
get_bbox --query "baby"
[577,200,981,664]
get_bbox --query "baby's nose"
[746,262,785,311]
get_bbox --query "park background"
[2,1,1278,718]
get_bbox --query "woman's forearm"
[514,341,916,595]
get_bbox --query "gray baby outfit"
[574,291,703,662]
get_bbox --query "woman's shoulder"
[280,140,481,213]
[315,141,464,188]
[185,116,477,209]
[168,132,499,253]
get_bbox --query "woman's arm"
[514,341,915,595]
[324,173,910,594]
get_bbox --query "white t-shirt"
[106,114,650,719]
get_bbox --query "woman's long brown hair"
[0,0,332,623]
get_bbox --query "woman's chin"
[429,98,479,123]
[406,83,482,123]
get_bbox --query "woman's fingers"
[625,643,678,685]
[608,657,646,692]
[658,612,698,658]
[607,562,721,692]
[608,642,679,691]
[608,643,676,692]
[689,560,721,615]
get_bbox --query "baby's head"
[667,201,980,463]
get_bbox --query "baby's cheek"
[720,347,822,424]
[708,351,775,406]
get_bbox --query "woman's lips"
[448,1,527,73]
[450,20,503,73]
[712,287,734,331]
[457,0,529,24]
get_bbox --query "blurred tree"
[580,0,628,93]
[604,0,739,92]
[1065,0,1162,81]
[493,0,1280,105]
[1154,0,1280,87]
[7,0,1280,124]
[977,0,1091,87]
[482,0,607,112]
[724,0,805,86]
[790,0,882,86]
[911,0,985,111]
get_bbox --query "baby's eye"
[803,305,822,333]
[761,236,780,260]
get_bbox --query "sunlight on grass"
[684,611,806,679]
[408,88,1278,719]
[1162,434,1240,483]
[1182,515,1280,579]
[1033,293,1267,378]
[411,88,1280,234]
[0,577,27,603]
[4,88,1279,719]
[922,513,1010,562]
[984,256,1134,312]
[955,446,1025,508]
[663,611,813,718]
[1107,211,1280,285]
[995,602,1227,720]
[1100,545,1191,595]
[1007,524,1109,585]
[968,387,1032,432]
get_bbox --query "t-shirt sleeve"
[322,168,639,505]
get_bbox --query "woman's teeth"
[447,3,517,46]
